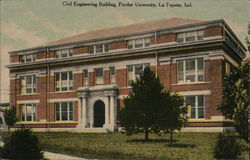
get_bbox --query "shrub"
[1,127,44,160]
[214,131,242,159]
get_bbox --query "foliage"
[217,59,249,142]
[159,91,188,145]
[120,66,166,140]
[214,131,244,159]
[4,106,18,132]
[1,127,44,160]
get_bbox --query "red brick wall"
[204,27,222,37]
[156,64,171,89]
[207,59,223,117]
[10,79,18,105]
[116,68,127,87]
[10,55,20,63]
[89,72,94,86]
[158,34,176,43]
[36,52,46,59]
[150,36,156,45]
[74,73,83,88]
[48,51,55,58]
[50,92,78,99]
[104,70,110,85]
[170,63,177,85]
[74,46,88,55]
[110,41,127,50]
[119,88,132,95]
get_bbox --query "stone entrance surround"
[76,84,118,131]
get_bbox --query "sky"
[0,0,249,103]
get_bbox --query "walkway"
[0,140,90,160]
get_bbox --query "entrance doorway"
[94,100,105,127]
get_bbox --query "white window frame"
[21,104,37,122]
[109,67,116,84]
[177,58,204,83]
[83,69,88,87]
[21,54,36,63]
[177,30,204,43]
[55,49,73,58]
[127,63,150,86]
[90,43,109,54]
[55,101,74,121]
[55,71,73,91]
[20,75,37,94]
[95,68,104,85]
[185,95,205,119]
[127,37,151,49]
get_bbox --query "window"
[95,68,103,85]
[55,49,73,58]
[109,67,116,84]
[20,75,37,94]
[186,95,205,119]
[90,43,109,54]
[83,69,88,87]
[21,54,36,63]
[127,38,151,49]
[55,72,73,91]
[55,102,74,121]
[177,58,204,83]
[177,30,204,43]
[21,104,37,122]
[127,63,150,86]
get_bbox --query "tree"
[4,106,18,132]
[120,67,166,140]
[159,91,188,145]
[217,58,249,142]
[1,126,44,159]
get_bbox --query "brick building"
[7,18,246,132]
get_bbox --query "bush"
[1,127,44,160]
[214,131,242,159]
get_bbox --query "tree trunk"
[145,129,149,141]
[170,129,173,146]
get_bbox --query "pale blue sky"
[0,0,249,102]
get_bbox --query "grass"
[1,131,249,159]
[33,132,248,159]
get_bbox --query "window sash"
[109,67,116,84]
[83,69,88,86]
[56,49,73,58]
[21,104,37,122]
[186,95,205,119]
[55,72,73,91]
[177,58,204,83]
[55,102,74,121]
[127,38,151,49]
[20,75,37,94]
[95,68,103,85]
[177,31,204,43]
[127,63,150,86]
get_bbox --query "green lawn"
[31,132,248,159]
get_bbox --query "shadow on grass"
[167,143,196,148]
[126,139,178,143]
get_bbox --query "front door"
[93,100,105,127]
